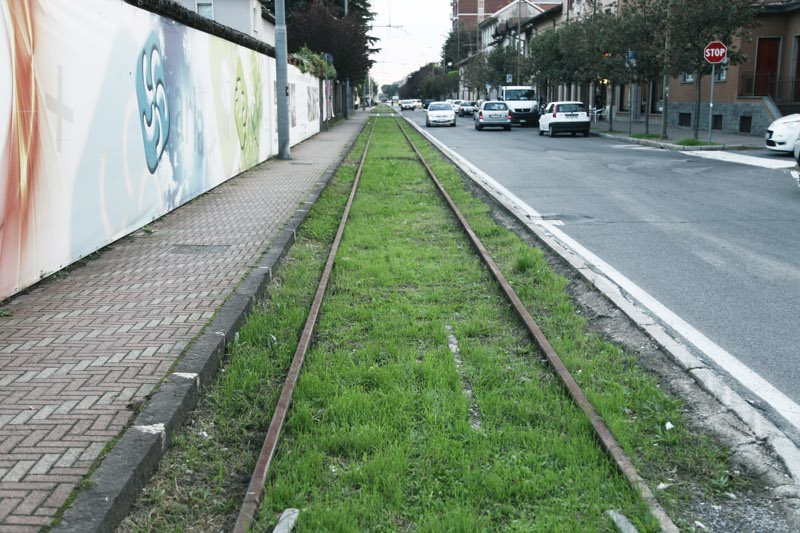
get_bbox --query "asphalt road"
[403,109,800,426]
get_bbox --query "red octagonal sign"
[704,41,728,64]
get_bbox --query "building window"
[714,63,727,82]
[196,1,213,19]
[678,112,692,127]
[739,115,752,133]
[682,72,695,83]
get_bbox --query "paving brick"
[2,461,35,482]
[0,498,21,521]
[0,116,365,527]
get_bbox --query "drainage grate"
[169,244,230,255]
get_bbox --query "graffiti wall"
[0,0,320,301]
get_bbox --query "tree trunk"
[693,73,702,140]
[608,82,615,132]
[644,81,651,135]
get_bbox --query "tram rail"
[233,114,678,532]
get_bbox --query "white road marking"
[404,115,800,440]
[688,150,797,169]
[612,144,657,150]
[793,170,800,189]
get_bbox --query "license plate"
[566,113,577,118]
[490,114,501,118]
[520,120,527,123]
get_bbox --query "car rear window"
[464,102,476,106]
[556,103,585,113]
[484,103,508,111]
[429,104,452,111]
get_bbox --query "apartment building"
[176,0,276,46]
[451,0,518,29]
[667,0,800,136]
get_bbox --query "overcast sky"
[368,0,452,88]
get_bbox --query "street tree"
[277,0,378,82]
[442,23,477,67]
[462,53,490,99]
[616,0,667,134]
[381,83,400,98]
[667,0,761,138]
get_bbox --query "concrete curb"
[402,115,800,495]
[54,118,370,533]
[592,131,760,151]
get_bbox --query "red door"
[755,38,780,97]
[794,37,800,102]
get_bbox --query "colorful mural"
[0,0,320,301]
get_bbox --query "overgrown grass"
[121,117,748,532]
[675,137,720,147]
[372,103,396,115]
[631,133,661,140]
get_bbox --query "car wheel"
[571,132,577,137]
[477,125,483,131]
[452,121,457,127]
[426,121,430,127]
[583,131,590,138]
[503,125,511,131]
[538,128,544,137]
[548,127,555,138]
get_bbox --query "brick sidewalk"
[0,114,368,531]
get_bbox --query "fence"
[0,0,323,301]
[738,75,800,104]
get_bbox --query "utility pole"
[660,0,672,140]
[344,0,350,119]
[516,0,521,84]
[276,0,291,159]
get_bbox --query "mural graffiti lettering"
[136,32,170,174]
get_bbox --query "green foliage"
[381,83,400,98]
[441,23,479,66]
[293,46,337,79]
[462,53,490,97]
[284,0,377,81]
[420,71,460,99]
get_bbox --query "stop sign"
[704,41,727,64]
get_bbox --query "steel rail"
[232,117,378,533]
[393,116,678,533]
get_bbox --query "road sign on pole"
[704,41,727,64]
[506,73,513,84]
[704,42,727,144]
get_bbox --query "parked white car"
[452,100,463,113]
[425,102,456,127]
[538,101,591,137]
[765,114,800,155]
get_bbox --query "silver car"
[474,101,511,131]
[425,102,457,127]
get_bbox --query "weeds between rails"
[232,115,675,532]
[123,115,750,532]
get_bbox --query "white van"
[499,86,539,126]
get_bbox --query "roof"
[479,0,550,29]
[761,0,800,12]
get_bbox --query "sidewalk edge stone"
[53,117,370,533]
[591,131,759,151]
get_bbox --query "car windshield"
[483,103,507,111]
[557,103,585,113]
[429,104,452,111]
[504,89,536,101]
[402,100,414,104]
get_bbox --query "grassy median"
[121,117,747,532]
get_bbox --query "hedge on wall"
[292,46,337,79]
